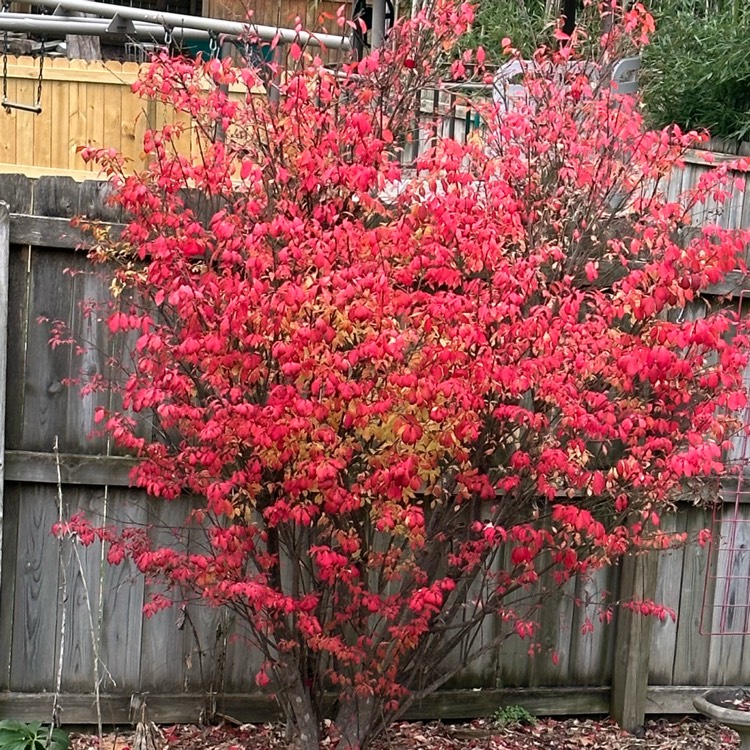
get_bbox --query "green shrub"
[0,721,69,750]
[493,704,537,728]
[462,0,750,142]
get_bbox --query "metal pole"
[32,0,351,49]
[0,14,209,38]
[370,0,385,48]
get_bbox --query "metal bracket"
[106,14,137,35]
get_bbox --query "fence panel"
[0,158,748,721]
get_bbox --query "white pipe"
[0,13,209,38]
[370,0,385,48]
[31,0,351,48]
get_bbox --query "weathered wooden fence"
[0,155,749,727]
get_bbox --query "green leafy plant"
[0,722,69,750]
[641,1,750,142]
[465,0,750,142]
[493,705,538,728]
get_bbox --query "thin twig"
[54,436,107,742]
[51,435,67,740]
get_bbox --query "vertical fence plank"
[59,486,104,691]
[86,71,105,163]
[0,90,16,167]
[9,483,61,691]
[182,520,224,697]
[0,202,10,684]
[48,71,71,173]
[20,248,78,452]
[99,487,147,693]
[5,243,30,452]
[0,201,9,595]
[568,566,617,685]
[0,484,19,690]
[672,506,713,684]
[648,511,687,685]
[138,497,190,692]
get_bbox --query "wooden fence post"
[610,550,659,731]
[0,202,9,597]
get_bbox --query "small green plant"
[0,721,69,750]
[493,705,537,728]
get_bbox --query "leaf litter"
[71,716,738,750]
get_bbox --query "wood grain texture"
[99,487,147,692]
[5,450,136,486]
[9,215,89,249]
[648,511,687,685]
[33,176,81,218]
[78,181,122,223]
[526,575,576,688]
[610,552,659,731]
[9,483,60,691]
[0,174,33,213]
[5,244,30,451]
[568,566,618,686]
[138,497,190,691]
[0,484,20,689]
[672,506,714,685]
[20,248,79,453]
[65,267,113,455]
[182,516,224,696]
[59,486,104,691]
[0,687,613,724]
[0,684,707,723]
[0,203,10,599]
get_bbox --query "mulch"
[71,716,738,750]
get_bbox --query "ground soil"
[70,716,739,750]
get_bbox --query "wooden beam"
[5,450,137,486]
[9,214,124,249]
[0,686,721,725]
[0,688,611,725]
[610,551,660,731]
[405,687,610,719]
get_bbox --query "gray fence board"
[10,483,60,691]
[0,483,19,690]
[648,511,686,685]
[59,486,104,692]
[138,497,191,692]
[21,249,80,453]
[672,507,714,685]
[6,244,30,453]
[99,487,147,692]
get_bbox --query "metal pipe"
[370,0,385,48]
[31,0,352,48]
[0,13,209,38]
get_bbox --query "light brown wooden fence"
[0,156,749,726]
[0,57,154,180]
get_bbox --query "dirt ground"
[70,716,738,750]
